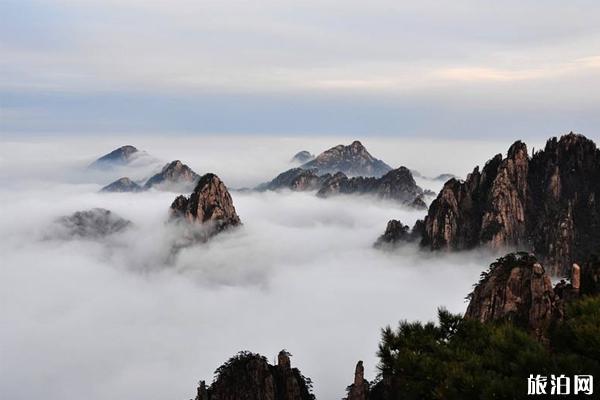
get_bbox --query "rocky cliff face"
[193,350,314,400]
[345,361,369,400]
[317,167,425,207]
[144,160,199,191]
[100,177,142,192]
[170,173,241,239]
[301,140,392,177]
[89,145,139,169]
[416,133,600,275]
[464,253,562,341]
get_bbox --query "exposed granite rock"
[89,145,139,169]
[416,133,600,275]
[100,177,142,192]
[317,167,425,207]
[464,252,558,340]
[53,208,131,239]
[345,361,369,400]
[170,173,241,239]
[144,160,199,191]
[193,350,314,400]
[257,168,330,192]
[291,151,315,164]
[301,140,392,177]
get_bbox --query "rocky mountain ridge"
[300,140,392,177]
[89,145,139,169]
[378,133,600,275]
[259,166,427,207]
[101,160,199,193]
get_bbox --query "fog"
[0,136,512,399]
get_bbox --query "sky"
[1,0,599,138]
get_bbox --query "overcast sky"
[1,0,599,138]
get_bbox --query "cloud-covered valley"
[0,136,514,399]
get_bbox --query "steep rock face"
[89,145,138,168]
[170,173,241,237]
[194,351,314,400]
[144,160,199,191]
[53,208,131,239]
[317,167,425,207]
[345,361,369,400]
[464,253,558,340]
[291,151,315,164]
[301,140,392,177]
[100,177,142,192]
[419,133,600,275]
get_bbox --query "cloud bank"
[0,136,509,399]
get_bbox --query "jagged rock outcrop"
[374,220,423,249]
[464,252,597,342]
[144,160,199,191]
[170,173,241,239]
[257,168,331,192]
[291,151,315,164]
[345,361,369,400]
[416,133,600,275]
[464,253,559,340]
[100,177,142,192]
[193,350,314,400]
[317,167,426,207]
[89,145,139,169]
[300,140,392,177]
[52,208,131,239]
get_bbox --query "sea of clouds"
[0,135,532,399]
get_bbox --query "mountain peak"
[301,140,391,177]
[144,160,199,190]
[89,145,139,168]
[170,173,241,238]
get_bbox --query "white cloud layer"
[0,135,512,399]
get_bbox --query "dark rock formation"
[416,133,600,275]
[317,167,425,207]
[89,145,139,169]
[144,160,199,191]
[374,220,410,248]
[170,173,241,238]
[291,151,315,164]
[53,208,131,239]
[300,140,392,177]
[345,361,369,400]
[193,350,314,400]
[100,177,142,192]
[257,168,330,192]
